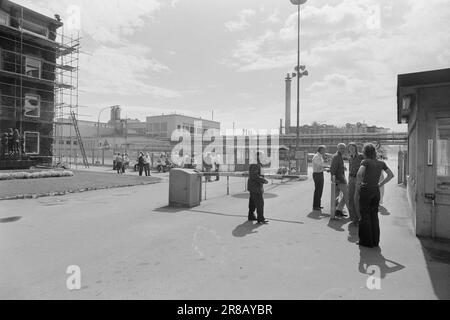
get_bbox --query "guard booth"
[397,68,450,240]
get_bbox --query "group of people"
[137,152,151,176]
[312,142,394,248]
[113,153,130,174]
[0,128,24,158]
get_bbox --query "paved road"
[0,160,449,299]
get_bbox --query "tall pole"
[295,3,300,170]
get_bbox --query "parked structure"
[397,67,450,240]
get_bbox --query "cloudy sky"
[15,0,450,132]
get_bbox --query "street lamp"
[290,0,308,173]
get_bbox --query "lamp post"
[290,0,308,173]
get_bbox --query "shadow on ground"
[0,216,22,223]
[358,246,405,279]
[327,217,350,232]
[232,220,262,237]
[419,237,450,299]
[307,210,331,220]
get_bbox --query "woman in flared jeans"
[358,185,381,247]
[356,143,394,248]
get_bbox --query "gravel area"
[0,170,161,200]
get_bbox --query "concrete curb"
[0,179,161,201]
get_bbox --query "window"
[437,118,450,179]
[0,11,9,26]
[24,131,39,154]
[25,56,41,78]
[24,94,40,118]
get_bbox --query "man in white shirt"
[312,145,328,211]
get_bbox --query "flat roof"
[146,113,220,125]
[397,68,450,123]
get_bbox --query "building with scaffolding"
[0,0,80,168]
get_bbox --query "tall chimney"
[285,73,292,135]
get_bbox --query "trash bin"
[169,168,202,208]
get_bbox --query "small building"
[397,68,450,240]
[146,114,220,138]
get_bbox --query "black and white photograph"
[0,0,449,305]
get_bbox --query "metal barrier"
[199,171,307,200]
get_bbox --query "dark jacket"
[247,163,268,194]
[330,151,346,184]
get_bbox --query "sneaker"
[248,215,257,221]
[257,219,269,224]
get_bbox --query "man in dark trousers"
[330,143,349,218]
[247,152,269,224]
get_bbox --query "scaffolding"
[0,3,80,166]
[54,26,80,167]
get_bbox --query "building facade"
[146,114,220,138]
[397,68,450,240]
[0,0,65,165]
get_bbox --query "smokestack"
[285,73,292,134]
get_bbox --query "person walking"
[348,142,364,223]
[116,153,123,174]
[356,143,394,248]
[330,143,349,218]
[137,152,145,176]
[144,153,151,176]
[247,152,269,224]
[312,145,328,211]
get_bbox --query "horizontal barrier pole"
[198,171,308,181]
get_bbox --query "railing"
[199,171,307,200]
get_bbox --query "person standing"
[312,145,328,211]
[144,153,151,176]
[13,129,20,155]
[247,152,269,224]
[330,143,349,218]
[116,153,123,174]
[138,152,145,176]
[356,143,394,248]
[122,153,129,174]
[348,142,364,223]
[204,152,212,182]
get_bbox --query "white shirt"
[312,152,324,173]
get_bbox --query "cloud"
[15,0,161,44]
[225,9,256,32]
[80,45,180,98]
[264,9,280,24]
